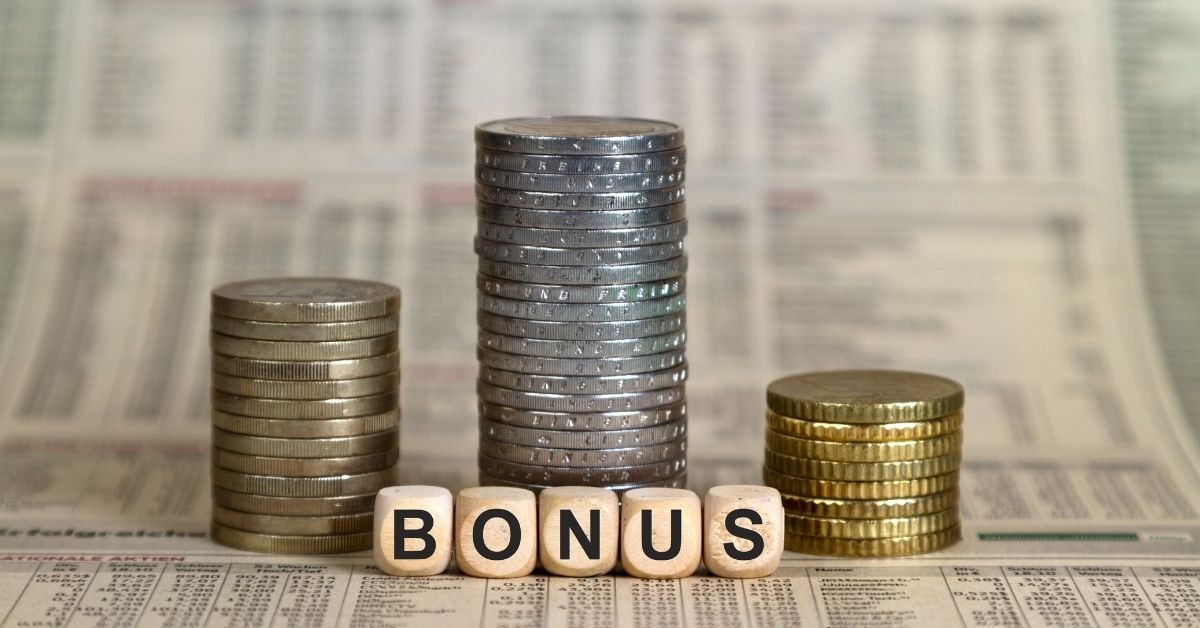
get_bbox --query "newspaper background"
[0,0,1199,625]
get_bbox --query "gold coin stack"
[762,370,964,557]
[209,277,401,554]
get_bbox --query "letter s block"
[620,488,701,579]
[455,487,537,578]
[703,485,783,578]
[374,486,453,576]
[539,486,618,577]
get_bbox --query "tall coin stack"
[209,278,401,554]
[473,116,689,492]
[762,370,964,556]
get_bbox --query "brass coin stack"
[209,277,401,554]
[762,370,964,557]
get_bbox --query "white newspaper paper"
[0,0,1198,625]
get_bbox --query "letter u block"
[703,485,784,578]
[539,486,619,577]
[620,488,701,579]
[374,486,453,576]
[454,487,537,578]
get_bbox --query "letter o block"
[703,485,784,578]
[539,486,618,577]
[620,488,701,579]
[454,487,537,578]
[374,486,453,576]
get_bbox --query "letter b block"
[620,488,701,579]
[455,487,537,578]
[374,486,453,576]
[539,486,618,577]
[703,485,784,578]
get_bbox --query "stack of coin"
[473,116,689,492]
[762,370,964,557]
[209,277,401,554]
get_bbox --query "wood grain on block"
[620,487,701,579]
[703,485,784,578]
[454,486,537,578]
[539,486,619,577]
[374,486,453,576]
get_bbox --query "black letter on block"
[473,509,521,560]
[641,509,681,560]
[559,509,601,560]
[723,508,764,560]
[393,510,436,560]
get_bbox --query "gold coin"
[786,525,961,556]
[764,467,958,499]
[210,466,396,497]
[210,521,372,554]
[781,489,958,519]
[210,409,399,438]
[211,505,373,535]
[211,487,376,516]
[211,278,400,323]
[767,370,963,423]
[785,508,959,538]
[210,390,399,419]
[765,431,961,462]
[211,370,399,400]
[211,352,399,381]
[211,312,398,341]
[211,447,399,477]
[764,450,960,481]
[211,427,398,458]
[766,410,963,442]
[210,332,398,361]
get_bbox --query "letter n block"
[703,485,784,578]
[374,486,453,576]
[620,488,701,579]
[539,486,618,577]
[455,487,536,578]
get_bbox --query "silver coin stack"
[209,277,401,554]
[473,116,689,492]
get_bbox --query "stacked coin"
[473,116,689,492]
[762,370,964,557]
[209,277,401,554]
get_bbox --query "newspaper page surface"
[0,0,1198,625]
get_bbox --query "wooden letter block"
[539,486,619,577]
[454,486,537,578]
[374,485,453,576]
[620,488,701,579]
[703,485,784,578]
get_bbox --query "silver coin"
[210,466,397,497]
[478,400,687,430]
[478,363,688,395]
[212,278,401,323]
[211,409,399,438]
[477,274,684,303]
[212,447,399,477]
[210,332,398,361]
[480,472,688,493]
[476,165,685,193]
[211,505,373,535]
[474,238,683,266]
[478,294,686,321]
[212,427,399,458]
[477,312,684,340]
[477,381,686,412]
[478,454,686,486]
[477,201,686,229]
[476,184,684,210]
[477,147,686,174]
[475,116,684,155]
[480,418,686,449]
[477,220,688,247]
[210,522,372,554]
[211,371,399,400]
[211,390,399,419]
[211,352,399,380]
[211,487,376,516]
[211,313,398,341]
[480,436,686,468]
[479,256,687,286]
[477,346,687,376]
[478,329,685,359]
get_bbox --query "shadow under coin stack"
[473,116,689,492]
[209,278,401,554]
[762,370,964,556]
